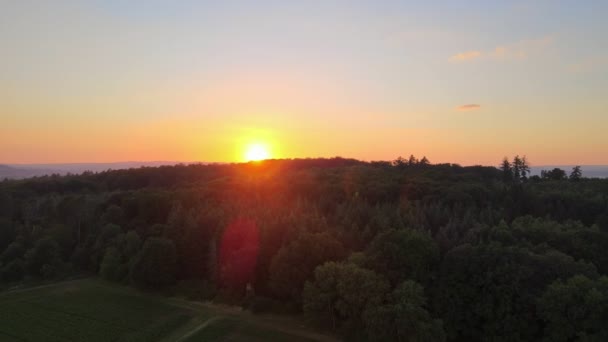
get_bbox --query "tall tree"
[500,157,513,182]
[520,155,530,180]
[570,165,582,181]
[408,155,419,166]
[512,155,522,182]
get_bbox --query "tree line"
[0,156,607,341]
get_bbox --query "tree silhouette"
[541,168,567,181]
[570,166,582,181]
[408,155,418,166]
[520,156,530,181]
[500,157,513,182]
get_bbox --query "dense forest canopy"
[1,157,608,341]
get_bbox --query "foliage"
[100,247,124,281]
[24,237,61,277]
[542,168,568,180]
[303,261,389,337]
[1,157,608,341]
[364,280,445,342]
[365,228,439,285]
[435,243,597,341]
[538,275,608,341]
[130,238,177,289]
[269,231,345,301]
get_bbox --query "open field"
[0,279,334,342]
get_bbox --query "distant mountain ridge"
[0,164,61,180]
[2,162,608,180]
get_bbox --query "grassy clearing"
[0,279,333,342]
[0,279,198,342]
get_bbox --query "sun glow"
[244,143,271,161]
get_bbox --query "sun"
[244,143,271,161]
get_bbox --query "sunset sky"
[2,1,607,165]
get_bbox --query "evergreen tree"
[569,165,582,181]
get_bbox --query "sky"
[1,0,607,165]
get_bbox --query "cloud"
[449,51,482,63]
[456,104,481,111]
[449,36,554,63]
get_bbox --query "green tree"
[24,238,61,277]
[1,258,25,282]
[91,223,122,269]
[100,247,123,281]
[538,275,608,342]
[1,242,25,264]
[303,261,389,338]
[101,204,124,226]
[47,223,75,260]
[0,218,15,251]
[364,280,445,342]
[435,243,597,341]
[0,190,13,219]
[123,230,142,260]
[269,232,345,301]
[365,228,439,285]
[130,238,177,289]
[303,262,342,330]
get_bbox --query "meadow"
[0,279,327,342]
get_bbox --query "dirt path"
[173,316,222,342]
[165,298,339,342]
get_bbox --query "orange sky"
[1,2,607,165]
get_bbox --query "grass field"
[0,279,333,342]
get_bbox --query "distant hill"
[2,162,608,180]
[0,164,62,180]
[0,161,202,180]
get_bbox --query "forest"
[1,156,607,342]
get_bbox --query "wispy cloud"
[456,104,481,111]
[449,36,554,63]
[449,51,482,63]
